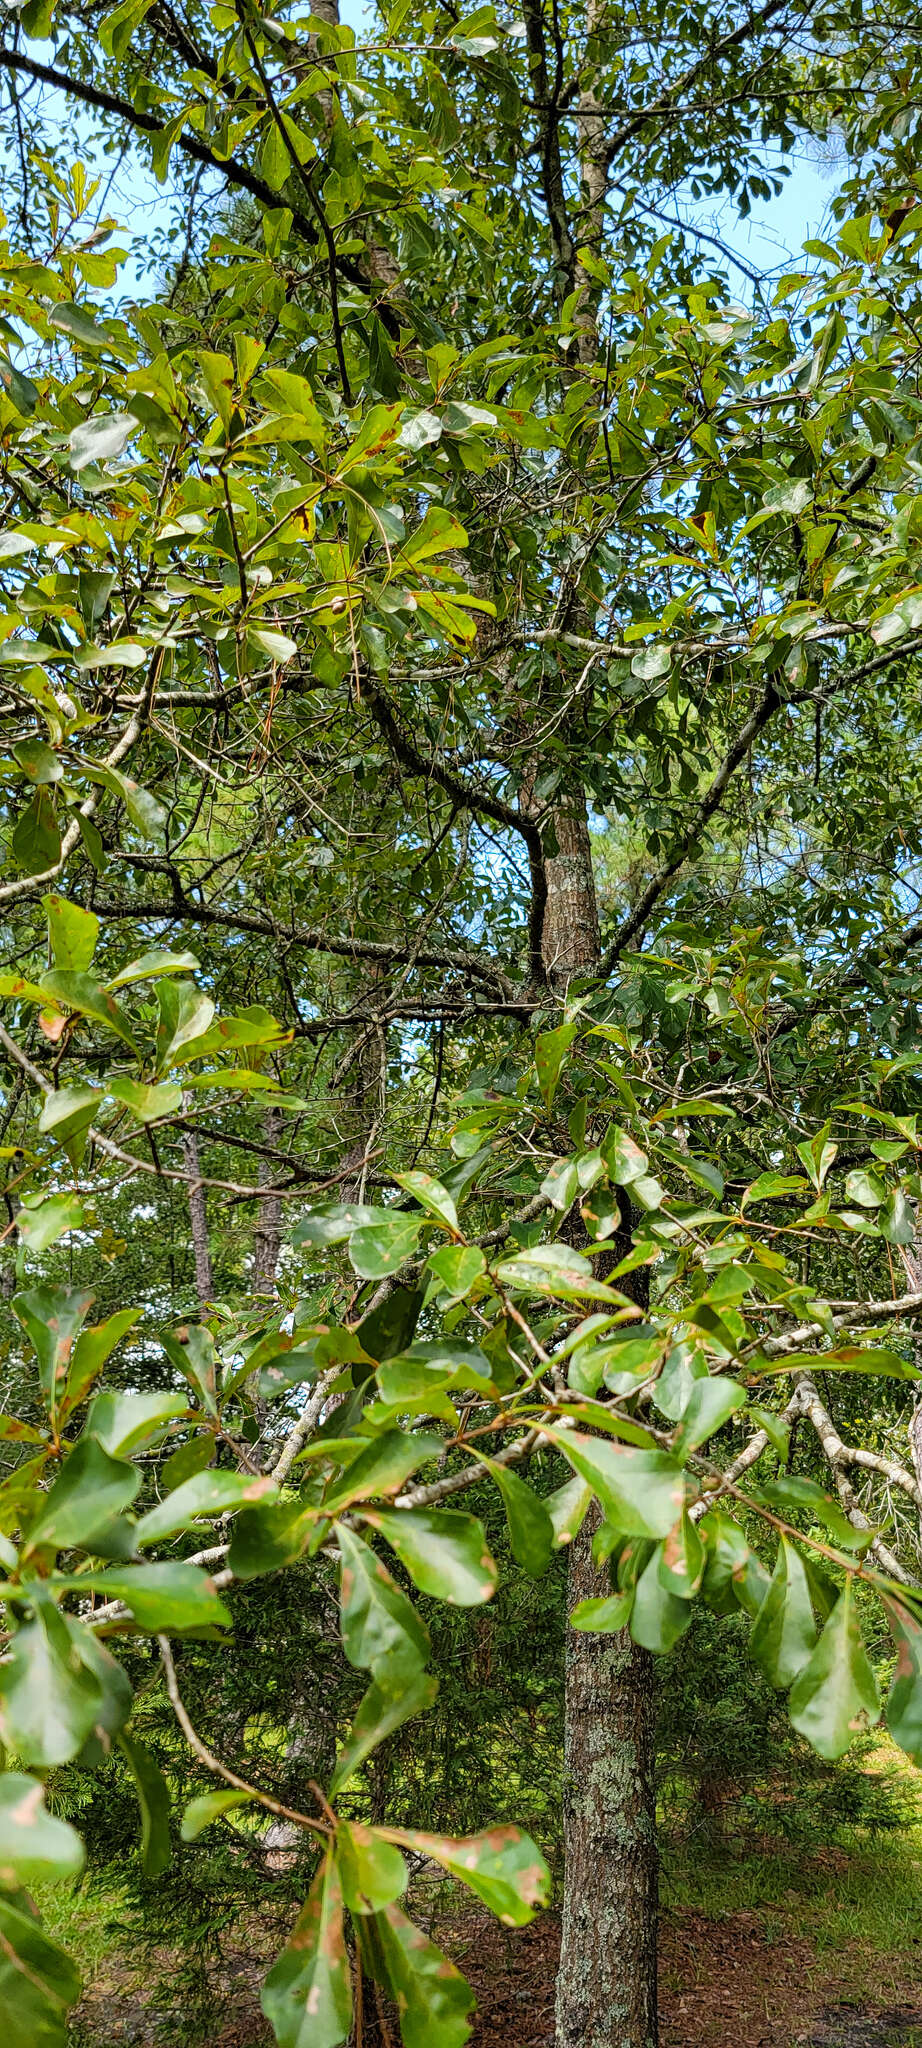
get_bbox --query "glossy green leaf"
[11,789,61,874]
[336,1525,431,1677]
[544,1429,683,1540]
[261,1848,352,2048]
[788,1583,880,1759]
[24,1437,139,1556]
[363,1902,473,2048]
[384,1823,551,1927]
[336,1821,407,1915]
[883,1596,922,1765]
[750,1537,817,1688]
[0,1894,82,2048]
[180,1789,254,1840]
[107,1076,183,1122]
[348,1213,423,1279]
[42,894,99,971]
[426,1244,486,1299]
[135,1470,278,1545]
[39,971,139,1051]
[118,1732,171,1876]
[322,1429,441,1514]
[332,1669,438,1796]
[630,1544,694,1652]
[0,1607,103,1766]
[362,1506,498,1606]
[77,1562,231,1631]
[476,1455,554,1576]
[535,1019,579,1109]
[0,1773,85,1887]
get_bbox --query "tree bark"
[181,1116,214,1311]
[558,1509,659,2048]
[539,788,659,2048]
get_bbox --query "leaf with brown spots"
[261,1846,352,2048]
[380,1824,551,1928]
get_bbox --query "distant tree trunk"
[181,1116,213,1311]
[537,792,659,2048]
[252,1106,283,1301]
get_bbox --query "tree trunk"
[538,789,659,2048]
[558,1510,658,2048]
[181,1115,213,1311]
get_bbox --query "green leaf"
[77,1562,231,1632]
[545,1473,593,1547]
[0,1893,82,2048]
[107,1076,183,1123]
[348,1214,422,1279]
[750,1537,817,1688]
[24,1437,140,1556]
[362,1903,473,2048]
[228,1498,315,1580]
[426,1244,486,1299]
[39,971,139,1051]
[50,301,121,349]
[38,1084,101,1164]
[323,1430,441,1514]
[534,1019,579,1109]
[741,1172,809,1207]
[261,1848,353,2048]
[393,1169,458,1231]
[69,409,136,470]
[544,1430,683,1539]
[118,1732,171,1877]
[494,1242,622,1303]
[161,1323,219,1413]
[788,1583,880,1759]
[84,1387,188,1456]
[16,1192,85,1254]
[42,894,99,971]
[571,1592,634,1631]
[752,1346,920,1381]
[180,1789,254,1841]
[154,980,216,1072]
[65,1307,143,1416]
[331,1668,439,1795]
[630,1545,694,1652]
[13,737,61,783]
[384,1825,551,1927]
[0,1606,103,1765]
[337,1525,431,1677]
[106,949,199,990]
[881,1187,915,1245]
[362,1507,498,1606]
[135,1470,278,1545]
[11,789,61,874]
[0,1773,85,1887]
[476,1455,553,1576]
[13,1284,95,1416]
[843,1168,885,1208]
[336,1821,407,1915]
[883,1596,922,1765]
[673,1375,747,1448]
[658,1512,706,1598]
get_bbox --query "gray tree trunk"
[181,1117,213,1311]
[539,794,659,2048]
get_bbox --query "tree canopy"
[3,3,922,2044]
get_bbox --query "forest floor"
[56,1750,922,2047]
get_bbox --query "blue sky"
[24,10,842,305]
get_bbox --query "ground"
[46,1741,922,2048]
[59,1831,922,2047]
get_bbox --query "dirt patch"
[69,1904,922,2047]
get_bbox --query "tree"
[2,4,922,2045]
